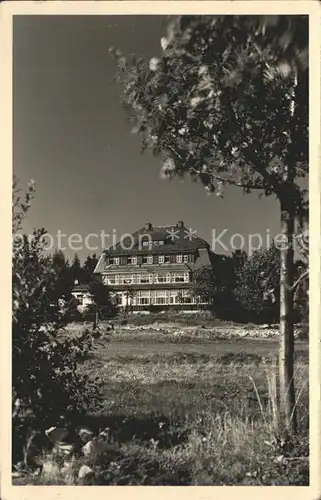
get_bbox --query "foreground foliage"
[13,336,309,485]
[12,179,104,464]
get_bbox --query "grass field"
[14,321,309,485]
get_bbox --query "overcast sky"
[13,15,281,262]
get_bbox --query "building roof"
[94,221,222,275]
[106,222,208,255]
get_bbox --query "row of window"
[104,272,189,285]
[115,290,194,306]
[109,254,189,266]
[141,240,164,247]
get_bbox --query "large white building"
[94,221,219,310]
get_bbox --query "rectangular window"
[147,256,153,264]
[158,255,164,264]
[155,291,167,305]
[110,257,120,265]
[139,274,152,284]
[173,273,189,283]
[123,276,133,285]
[156,274,166,283]
[127,256,137,265]
[142,255,148,264]
[115,257,120,265]
[169,293,178,304]
[176,255,183,263]
[183,255,189,263]
[139,291,150,305]
[106,275,116,284]
[165,255,170,264]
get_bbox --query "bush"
[233,246,280,324]
[12,179,104,464]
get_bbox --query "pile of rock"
[13,422,111,484]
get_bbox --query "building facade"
[94,221,216,310]
[71,282,94,312]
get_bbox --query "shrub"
[12,178,104,464]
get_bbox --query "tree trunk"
[279,198,297,433]
[93,307,98,331]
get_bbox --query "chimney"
[177,220,184,228]
[144,222,153,231]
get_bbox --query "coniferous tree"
[70,253,82,285]
[82,254,99,284]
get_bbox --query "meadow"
[14,318,309,486]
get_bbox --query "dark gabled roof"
[93,222,225,275]
[104,223,209,256]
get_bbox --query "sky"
[13,15,281,263]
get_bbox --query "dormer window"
[183,255,189,263]
[158,255,164,264]
[110,257,119,266]
[176,255,183,263]
[127,256,137,265]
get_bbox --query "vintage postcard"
[0,1,320,499]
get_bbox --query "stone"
[42,460,60,477]
[61,457,76,482]
[82,438,103,458]
[53,442,75,458]
[99,427,110,439]
[78,427,94,443]
[12,472,24,478]
[45,426,69,444]
[78,465,94,480]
